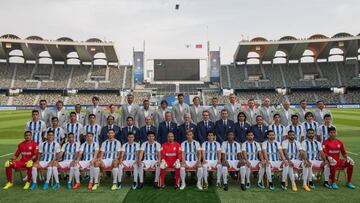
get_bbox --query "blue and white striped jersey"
[100,139,121,160]
[121,142,140,161]
[79,141,99,161]
[83,124,101,143]
[25,120,46,144]
[262,141,282,162]
[61,142,80,161]
[241,141,261,161]
[141,141,161,161]
[281,140,301,160]
[39,141,61,162]
[46,127,65,144]
[181,140,201,162]
[64,122,83,143]
[269,123,286,143]
[302,121,319,138]
[301,140,323,161]
[221,141,241,161]
[202,141,221,161]
[285,124,305,141]
[318,124,336,143]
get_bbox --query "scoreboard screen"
[154,59,200,81]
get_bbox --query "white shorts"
[39,161,50,168]
[185,161,197,168]
[203,160,219,169]
[289,159,303,169]
[78,161,91,169]
[142,160,158,169]
[310,160,323,168]
[122,160,135,168]
[58,160,72,168]
[102,159,116,168]
[248,160,260,168]
[269,161,282,169]
[226,160,239,170]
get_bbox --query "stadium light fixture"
[5,43,12,49]
[255,46,261,51]
[90,47,96,52]
[338,42,344,47]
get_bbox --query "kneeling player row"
[3,127,356,192]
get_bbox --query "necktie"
[186,124,189,129]
[240,122,243,129]
[168,122,171,131]
[223,120,227,131]
[259,125,262,133]
[205,121,208,128]
[147,126,150,132]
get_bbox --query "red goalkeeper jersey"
[15,140,38,161]
[322,138,346,161]
[161,141,181,161]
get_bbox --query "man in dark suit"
[178,113,197,143]
[139,116,157,143]
[250,115,268,143]
[215,109,234,144]
[121,116,140,144]
[99,115,121,145]
[157,111,178,144]
[234,112,251,143]
[197,110,215,144]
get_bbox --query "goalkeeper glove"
[328,156,337,166]
[160,159,167,169]
[25,160,33,168]
[4,160,13,167]
[174,159,181,169]
[347,156,355,166]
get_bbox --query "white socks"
[112,168,119,184]
[180,167,186,184]
[93,167,100,184]
[52,167,59,183]
[32,167,38,183]
[46,167,52,183]
[240,166,246,184]
[258,166,265,184]
[222,166,228,184]
[117,165,123,183]
[282,166,288,182]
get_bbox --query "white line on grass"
[0,153,13,158]
[347,151,359,156]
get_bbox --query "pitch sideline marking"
[347,151,359,156]
[0,153,13,158]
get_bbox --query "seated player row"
[4,126,355,192]
[26,106,335,148]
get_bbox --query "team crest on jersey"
[337,144,340,148]
[173,147,176,150]
[29,147,32,150]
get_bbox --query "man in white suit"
[223,93,242,121]
[50,100,69,127]
[120,94,139,128]
[313,101,332,125]
[136,99,155,128]
[243,99,260,125]
[190,96,204,124]
[172,93,190,126]
[278,100,295,127]
[154,100,169,128]
[74,103,86,126]
[38,99,52,127]
[208,97,221,123]
[259,98,276,125]
[295,99,310,123]
[85,96,105,126]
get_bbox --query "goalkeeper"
[3,131,39,190]
[322,127,356,189]
[159,132,182,189]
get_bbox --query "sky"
[1,0,359,64]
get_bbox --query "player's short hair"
[24,131,32,135]
[212,97,218,100]
[226,131,234,136]
[186,129,193,134]
[207,131,216,137]
[92,96,100,101]
[127,132,135,137]
[273,113,280,118]
[88,113,96,118]
[70,111,76,116]
[177,93,184,98]
[75,103,81,107]
[87,132,94,136]
[47,130,55,135]
[56,100,64,105]
[51,117,59,121]
[248,98,255,102]
[306,128,315,133]
[147,131,155,136]
[202,110,210,115]
[67,132,74,137]
[256,115,263,119]
[266,130,275,136]
[328,126,336,133]
[300,99,306,104]
[127,116,134,121]
[287,130,295,134]
[246,130,253,135]
[304,112,313,119]
[107,115,115,120]
[323,114,332,119]
[237,112,247,121]
[193,96,200,102]
[108,129,115,133]
[291,114,298,119]
[160,100,168,105]
[39,99,47,104]
[32,109,39,114]
[316,100,324,104]
[127,94,134,98]
[221,109,228,113]
[143,99,149,104]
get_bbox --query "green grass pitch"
[0,109,359,203]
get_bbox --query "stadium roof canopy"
[234,32,360,63]
[0,34,119,64]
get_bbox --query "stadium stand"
[0,63,13,88]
